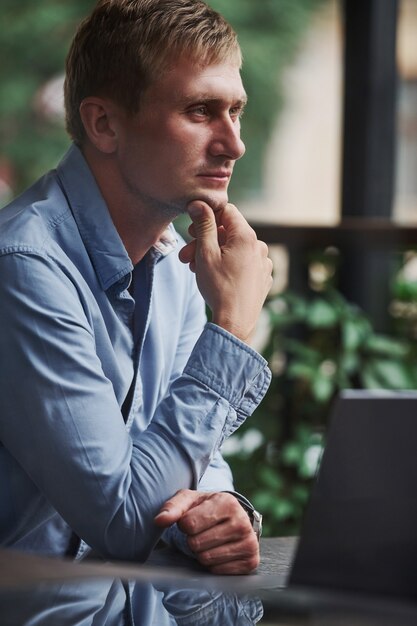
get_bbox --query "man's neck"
[82,145,173,265]
[111,205,173,266]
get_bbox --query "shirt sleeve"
[0,251,271,562]
[161,450,235,554]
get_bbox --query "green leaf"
[273,499,295,520]
[281,442,303,466]
[306,298,339,328]
[364,334,410,358]
[252,491,278,511]
[338,352,359,376]
[311,374,334,403]
[393,280,417,300]
[287,361,316,381]
[259,466,282,490]
[284,339,320,363]
[291,484,310,504]
[342,318,364,352]
[362,359,417,390]
[361,364,384,389]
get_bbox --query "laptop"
[286,389,417,600]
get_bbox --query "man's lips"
[197,170,232,181]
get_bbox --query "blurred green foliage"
[390,251,417,339]
[0,0,324,201]
[0,0,92,193]
[224,252,417,537]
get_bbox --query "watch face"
[252,510,263,539]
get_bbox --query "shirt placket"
[124,253,158,433]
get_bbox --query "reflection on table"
[1,538,417,625]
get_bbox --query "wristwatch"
[224,491,263,540]
[245,505,263,541]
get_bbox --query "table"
[1,538,417,625]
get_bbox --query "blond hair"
[64,0,242,144]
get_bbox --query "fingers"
[197,536,260,575]
[154,489,205,527]
[188,519,260,575]
[209,552,260,575]
[155,491,260,574]
[188,201,242,238]
[178,239,196,265]
[178,492,241,537]
[187,223,227,246]
[213,202,256,239]
[177,492,260,574]
[179,225,227,267]
[178,200,217,268]
[187,201,220,257]
[184,507,254,553]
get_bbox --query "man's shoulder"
[0,170,72,257]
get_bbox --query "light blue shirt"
[0,144,271,565]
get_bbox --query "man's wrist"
[211,316,252,345]
[223,491,263,541]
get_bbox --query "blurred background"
[1,0,417,536]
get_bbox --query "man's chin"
[187,192,229,212]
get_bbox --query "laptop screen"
[289,390,417,599]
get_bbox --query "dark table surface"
[1,538,417,625]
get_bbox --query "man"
[0,0,273,578]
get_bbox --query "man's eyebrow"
[180,94,248,108]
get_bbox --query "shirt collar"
[56,144,177,290]
[151,224,178,260]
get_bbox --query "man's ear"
[79,97,119,154]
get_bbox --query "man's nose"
[209,118,246,161]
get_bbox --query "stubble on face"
[121,172,230,221]
[121,148,232,219]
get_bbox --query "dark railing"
[250,218,417,332]
[252,219,417,249]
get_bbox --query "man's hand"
[178,201,273,344]
[154,489,260,575]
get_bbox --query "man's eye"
[190,106,208,116]
[230,106,244,120]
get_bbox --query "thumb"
[187,201,218,254]
[154,490,204,527]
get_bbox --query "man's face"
[114,57,247,216]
